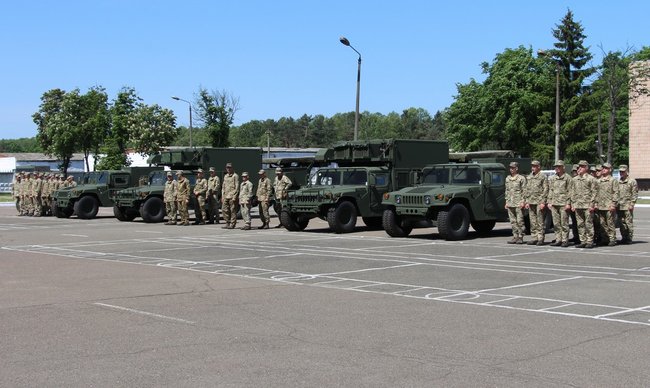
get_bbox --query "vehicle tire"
[362,216,384,230]
[141,197,165,223]
[471,219,496,235]
[114,205,136,221]
[437,203,470,240]
[280,210,309,231]
[55,205,73,218]
[327,201,357,234]
[382,209,412,237]
[74,196,99,219]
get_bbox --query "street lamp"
[339,36,361,141]
[171,96,193,148]
[538,49,561,162]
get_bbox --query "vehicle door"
[108,173,131,201]
[369,172,389,212]
[483,168,506,218]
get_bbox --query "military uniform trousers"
[240,202,251,225]
[574,208,594,245]
[165,200,177,223]
[195,195,206,222]
[177,198,189,225]
[617,209,634,241]
[597,209,616,244]
[258,201,271,225]
[207,194,220,223]
[528,204,546,242]
[550,205,570,243]
[222,198,238,227]
[15,196,21,215]
[507,206,525,238]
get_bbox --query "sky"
[1,0,648,140]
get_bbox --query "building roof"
[0,153,85,161]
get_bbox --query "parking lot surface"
[2,206,650,387]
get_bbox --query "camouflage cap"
[553,160,565,167]
[196,168,204,173]
[572,164,579,171]
[578,160,589,167]
[225,162,233,168]
[596,164,603,171]
[275,167,283,173]
[166,171,173,177]
[241,171,249,177]
[209,167,215,172]
[509,161,519,168]
[258,169,265,175]
[619,164,628,171]
[67,175,74,179]
[531,160,541,166]
[601,162,612,169]
[589,166,596,173]
[176,170,184,176]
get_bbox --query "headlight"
[383,192,390,200]
[395,195,401,204]
[424,195,431,205]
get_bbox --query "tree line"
[5,9,649,171]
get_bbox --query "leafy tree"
[78,86,110,171]
[97,87,141,170]
[0,137,43,152]
[128,104,178,156]
[194,88,239,147]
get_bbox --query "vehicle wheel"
[74,196,99,219]
[327,201,357,233]
[55,205,73,218]
[362,216,384,230]
[280,210,309,231]
[382,209,412,237]
[114,205,136,221]
[141,197,165,223]
[437,203,470,240]
[471,219,496,235]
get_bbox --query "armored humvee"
[280,139,449,233]
[113,147,262,223]
[382,155,531,240]
[51,167,162,219]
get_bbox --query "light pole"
[339,36,361,141]
[171,96,193,147]
[538,50,561,162]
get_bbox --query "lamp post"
[171,96,193,148]
[339,36,361,141]
[537,50,561,162]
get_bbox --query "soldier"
[257,169,273,229]
[569,164,580,243]
[176,171,191,226]
[19,172,29,216]
[273,167,292,228]
[221,162,239,229]
[12,174,22,215]
[570,161,597,248]
[524,160,549,245]
[193,168,208,225]
[206,167,221,224]
[40,173,50,216]
[547,160,572,247]
[617,164,638,244]
[65,175,77,188]
[239,172,253,230]
[24,172,34,216]
[505,161,526,244]
[595,162,619,246]
[32,172,43,217]
[163,171,178,225]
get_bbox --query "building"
[629,60,650,190]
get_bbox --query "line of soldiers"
[12,172,77,216]
[506,160,639,248]
[163,162,292,229]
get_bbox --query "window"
[490,171,505,186]
[317,171,340,186]
[451,166,481,184]
[343,170,367,185]
[374,174,388,186]
[422,168,450,184]
[113,175,129,186]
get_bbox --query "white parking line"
[93,302,195,324]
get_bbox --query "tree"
[194,88,240,147]
[128,104,178,156]
[548,9,595,162]
[78,86,110,171]
[97,87,141,170]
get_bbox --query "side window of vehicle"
[113,175,129,186]
[490,171,505,186]
[374,174,388,186]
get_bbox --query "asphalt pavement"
[2,206,650,387]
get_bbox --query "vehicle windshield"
[421,166,481,185]
[82,172,104,184]
[313,169,367,186]
[422,167,450,184]
[149,171,167,186]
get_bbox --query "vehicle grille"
[402,195,423,205]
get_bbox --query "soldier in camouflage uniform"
[40,174,50,216]
[13,174,22,215]
[206,167,221,224]
[505,161,526,244]
[570,161,597,248]
[273,167,292,227]
[65,175,77,188]
[257,169,273,229]
[33,173,43,217]
[19,173,29,215]
[193,169,208,225]
[547,160,572,247]
[239,172,253,230]
[163,171,178,225]
[617,164,638,244]
[525,160,549,245]
[221,163,239,229]
[595,163,619,246]
[24,172,35,216]
[176,171,191,226]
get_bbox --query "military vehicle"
[280,139,449,233]
[51,167,161,219]
[113,147,262,223]
[382,155,531,240]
